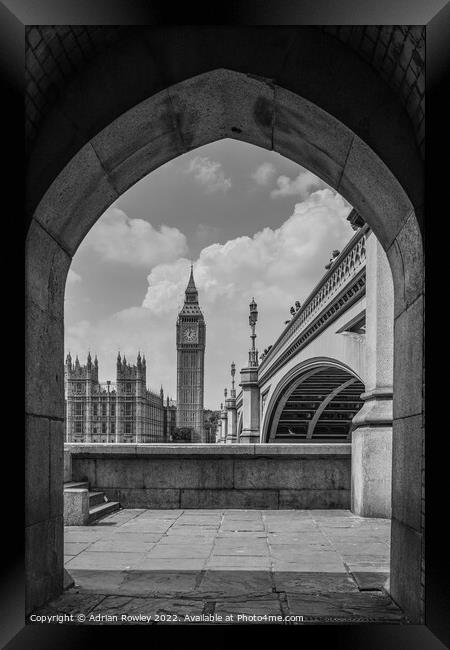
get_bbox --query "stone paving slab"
[66,552,147,571]
[309,510,355,517]
[206,557,271,569]
[146,544,213,558]
[165,533,218,541]
[165,525,218,533]
[209,545,269,557]
[218,531,267,538]
[31,591,107,617]
[196,570,273,595]
[273,571,360,593]
[138,558,207,571]
[269,542,336,555]
[101,509,146,523]
[266,519,317,533]
[90,594,206,623]
[214,597,282,620]
[268,533,326,544]
[345,562,390,573]
[118,570,200,595]
[350,571,389,591]
[323,526,391,536]
[118,521,175,532]
[220,523,265,531]
[177,515,222,522]
[333,541,389,553]
[87,538,158,553]
[69,569,128,592]
[64,541,92,556]
[105,532,164,543]
[180,509,224,514]
[137,510,183,518]
[64,529,107,542]
[271,557,347,570]
[286,591,404,621]
[164,531,218,540]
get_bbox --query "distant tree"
[204,409,220,427]
[203,410,220,443]
[171,427,192,442]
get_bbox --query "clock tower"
[176,265,206,442]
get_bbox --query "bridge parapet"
[259,224,369,382]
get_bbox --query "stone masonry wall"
[67,444,351,510]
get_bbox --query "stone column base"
[240,430,260,444]
[351,426,392,518]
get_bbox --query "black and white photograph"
[4,1,449,646]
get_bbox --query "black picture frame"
[4,0,449,647]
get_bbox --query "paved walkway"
[35,509,406,624]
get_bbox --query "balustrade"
[259,225,368,374]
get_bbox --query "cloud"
[66,269,82,285]
[66,189,354,409]
[251,162,276,186]
[270,169,326,199]
[79,208,188,268]
[143,188,352,311]
[185,156,232,193]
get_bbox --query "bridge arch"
[261,357,363,443]
[26,59,424,619]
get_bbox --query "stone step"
[89,491,106,507]
[88,501,120,524]
[64,481,89,490]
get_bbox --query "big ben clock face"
[182,325,198,343]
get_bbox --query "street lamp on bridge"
[248,297,259,368]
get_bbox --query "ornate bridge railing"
[258,224,369,384]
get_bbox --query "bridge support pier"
[225,397,237,443]
[239,367,260,443]
[351,232,394,518]
[219,403,228,444]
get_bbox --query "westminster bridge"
[217,219,394,519]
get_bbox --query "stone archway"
[25,69,424,621]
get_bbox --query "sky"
[64,139,355,409]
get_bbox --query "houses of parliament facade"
[65,267,214,443]
[64,351,177,443]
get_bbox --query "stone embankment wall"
[65,443,350,509]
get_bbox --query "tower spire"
[185,263,198,303]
